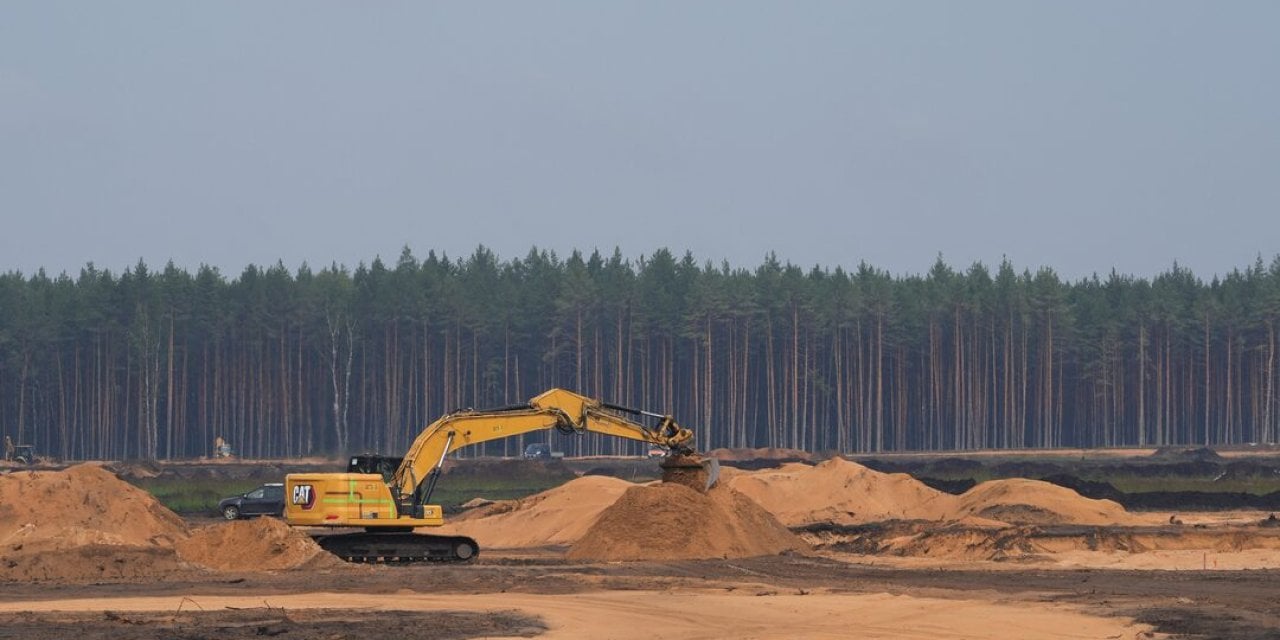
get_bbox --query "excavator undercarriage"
[314,531,479,563]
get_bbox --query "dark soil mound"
[1150,447,1223,462]
[1039,474,1127,503]
[442,458,577,484]
[709,447,812,471]
[0,608,544,640]
[917,477,978,495]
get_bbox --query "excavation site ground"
[5,448,1280,639]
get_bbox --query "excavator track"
[314,532,479,563]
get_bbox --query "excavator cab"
[347,454,404,485]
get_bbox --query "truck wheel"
[222,505,241,520]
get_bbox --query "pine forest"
[2,247,1279,461]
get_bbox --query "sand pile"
[729,457,956,526]
[445,455,1132,562]
[566,483,804,561]
[442,475,635,548]
[952,479,1138,526]
[728,458,1138,528]
[0,465,191,581]
[178,517,339,571]
[0,464,336,582]
[0,465,188,551]
[443,474,804,559]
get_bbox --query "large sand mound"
[0,464,189,551]
[1,464,335,582]
[178,517,339,571]
[441,475,635,548]
[952,478,1138,526]
[566,483,804,562]
[448,455,1134,561]
[1,465,191,582]
[729,457,955,526]
[443,474,805,560]
[728,457,1137,528]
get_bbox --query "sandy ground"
[822,546,1280,573]
[0,589,1157,640]
[10,457,1280,638]
[8,550,1280,638]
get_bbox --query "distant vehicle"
[522,443,564,460]
[218,483,285,520]
[213,435,233,458]
[13,444,36,465]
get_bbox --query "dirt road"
[4,553,1280,638]
[0,588,1153,640]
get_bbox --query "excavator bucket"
[659,454,720,493]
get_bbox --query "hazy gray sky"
[3,2,1277,281]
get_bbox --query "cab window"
[246,488,266,499]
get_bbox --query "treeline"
[1,247,1278,461]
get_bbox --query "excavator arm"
[391,388,698,514]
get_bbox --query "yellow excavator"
[284,388,719,562]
